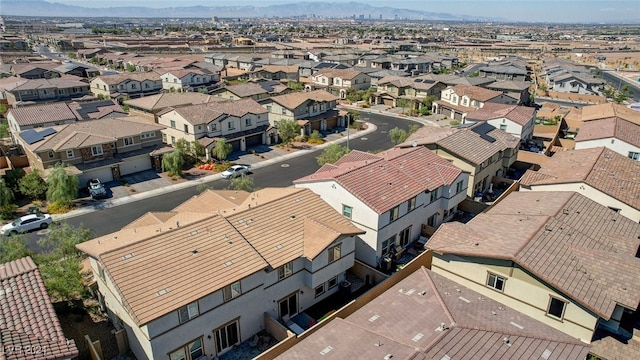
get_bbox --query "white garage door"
[119,154,152,176]
[78,166,114,186]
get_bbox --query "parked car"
[87,178,107,199]
[221,165,250,179]
[1,213,53,236]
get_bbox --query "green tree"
[19,169,48,200]
[46,163,79,207]
[397,98,410,114]
[389,127,409,145]
[212,138,233,161]
[316,144,351,166]
[613,92,628,104]
[162,148,185,177]
[228,174,255,192]
[0,235,32,262]
[0,178,17,220]
[0,103,8,116]
[0,121,9,138]
[37,222,93,258]
[126,64,137,72]
[277,119,301,145]
[287,81,304,91]
[35,253,87,302]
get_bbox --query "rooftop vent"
[157,288,169,296]
[459,296,470,303]
[224,260,234,267]
[510,321,524,330]
[121,253,135,260]
[384,355,393,360]
[190,230,198,236]
[191,249,198,255]
[368,314,380,322]
[319,346,333,355]
[541,349,552,360]
[411,333,424,342]
[503,337,511,346]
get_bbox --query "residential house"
[427,190,640,355]
[0,256,79,359]
[519,147,640,222]
[90,72,163,101]
[262,90,343,134]
[249,65,300,82]
[294,146,469,268]
[75,187,364,360]
[465,103,536,139]
[297,61,350,78]
[277,266,590,360]
[399,123,520,198]
[366,69,409,86]
[210,80,290,102]
[157,98,270,155]
[372,76,446,110]
[548,73,605,95]
[161,69,217,92]
[16,117,165,184]
[356,54,393,69]
[124,92,215,123]
[389,56,433,74]
[0,76,90,106]
[573,102,640,159]
[308,68,371,99]
[53,63,100,78]
[10,62,61,79]
[433,84,516,122]
[477,64,529,81]
[485,79,532,105]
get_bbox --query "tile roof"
[580,102,640,125]
[11,78,88,91]
[294,147,464,214]
[451,84,503,101]
[575,117,640,147]
[76,188,363,325]
[466,103,536,126]
[123,92,214,111]
[223,82,269,97]
[169,98,267,126]
[0,257,79,360]
[254,65,299,74]
[68,99,125,119]
[486,79,532,91]
[314,68,364,80]
[377,75,442,90]
[269,90,338,110]
[428,191,640,319]
[279,267,589,360]
[8,103,76,126]
[519,147,640,210]
[93,71,161,85]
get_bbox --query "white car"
[1,214,53,236]
[221,165,250,179]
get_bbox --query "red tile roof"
[0,257,79,360]
[575,117,640,148]
[466,103,536,126]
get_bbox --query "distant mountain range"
[1,0,498,21]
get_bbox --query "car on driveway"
[1,213,53,236]
[221,165,250,179]
[87,178,108,199]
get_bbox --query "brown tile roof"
[294,147,464,214]
[12,78,88,91]
[269,90,338,110]
[94,71,161,85]
[378,75,442,90]
[466,103,536,126]
[160,68,206,78]
[223,82,269,97]
[77,188,363,325]
[123,92,214,111]
[0,257,79,360]
[428,191,640,319]
[314,68,364,80]
[169,98,268,126]
[581,102,640,125]
[519,147,640,210]
[254,65,299,74]
[8,103,76,126]
[280,267,589,360]
[575,117,640,147]
[452,84,502,101]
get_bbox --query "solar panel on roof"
[414,79,423,82]
[470,122,497,143]
[39,128,56,137]
[21,129,44,145]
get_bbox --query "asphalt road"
[600,70,640,103]
[19,112,417,251]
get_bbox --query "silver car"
[221,165,250,179]
[1,214,53,236]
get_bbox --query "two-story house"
[519,147,640,222]
[210,80,290,102]
[433,84,515,122]
[294,146,469,269]
[10,62,61,79]
[90,72,163,100]
[0,76,90,106]
[161,69,218,92]
[308,68,371,99]
[76,187,364,360]
[157,98,270,155]
[262,90,343,134]
[248,65,299,82]
[427,191,640,352]
[372,76,446,110]
[465,103,536,139]
[124,92,215,123]
[477,64,529,81]
[16,117,165,184]
[485,80,532,105]
[400,123,520,198]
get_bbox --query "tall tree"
[212,138,233,161]
[0,235,32,263]
[277,119,301,145]
[162,148,185,177]
[46,163,79,207]
[316,144,351,166]
[19,169,48,200]
[0,178,17,219]
[37,222,94,257]
[228,174,255,192]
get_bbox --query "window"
[48,151,55,159]
[398,226,412,247]
[169,337,204,360]
[97,264,105,280]
[131,83,137,89]
[278,261,293,280]
[170,120,176,129]
[430,189,438,203]
[486,273,506,292]
[145,83,150,89]
[228,121,235,130]
[315,284,326,298]
[209,123,217,131]
[389,206,399,222]
[91,146,103,156]
[328,276,338,289]
[408,196,416,211]
[213,321,239,354]
[267,105,272,112]
[382,236,395,255]
[183,124,189,134]
[342,205,353,219]
[629,151,640,160]
[171,136,176,144]
[547,296,567,320]
[427,213,437,227]
[245,118,252,127]
[279,293,298,319]
[123,137,134,146]
[178,301,199,323]
[66,149,73,158]
[281,108,287,115]
[456,181,464,194]
[223,281,242,302]
[140,131,155,139]
[328,244,341,263]
[500,124,507,131]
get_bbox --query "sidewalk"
[337,103,444,127]
[53,123,378,221]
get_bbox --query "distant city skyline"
[16,1,640,23]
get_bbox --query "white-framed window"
[430,189,438,203]
[315,284,326,298]
[389,205,399,222]
[169,337,204,360]
[281,108,287,115]
[456,181,464,194]
[171,136,176,145]
[91,146,103,156]
[328,244,341,263]
[628,151,639,160]
[178,301,199,324]
[162,133,167,143]
[486,273,506,292]
[382,236,395,255]
[267,105,272,112]
[213,320,240,354]
[228,121,235,130]
[547,296,568,320]
[209,123,217,131]
[328,276,338,289]
[66,149,73,158]
[170,120,176,128]
[500,124,508,131]
[408,196,416,211]
[140,131,155,139]
[398,226,411,247]
[245,118,252,127]
[123,137,134,146]
[223,281,241,302]
[342,205,353,219]
[278,261,293,280]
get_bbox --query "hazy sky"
[45,1,639,23]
